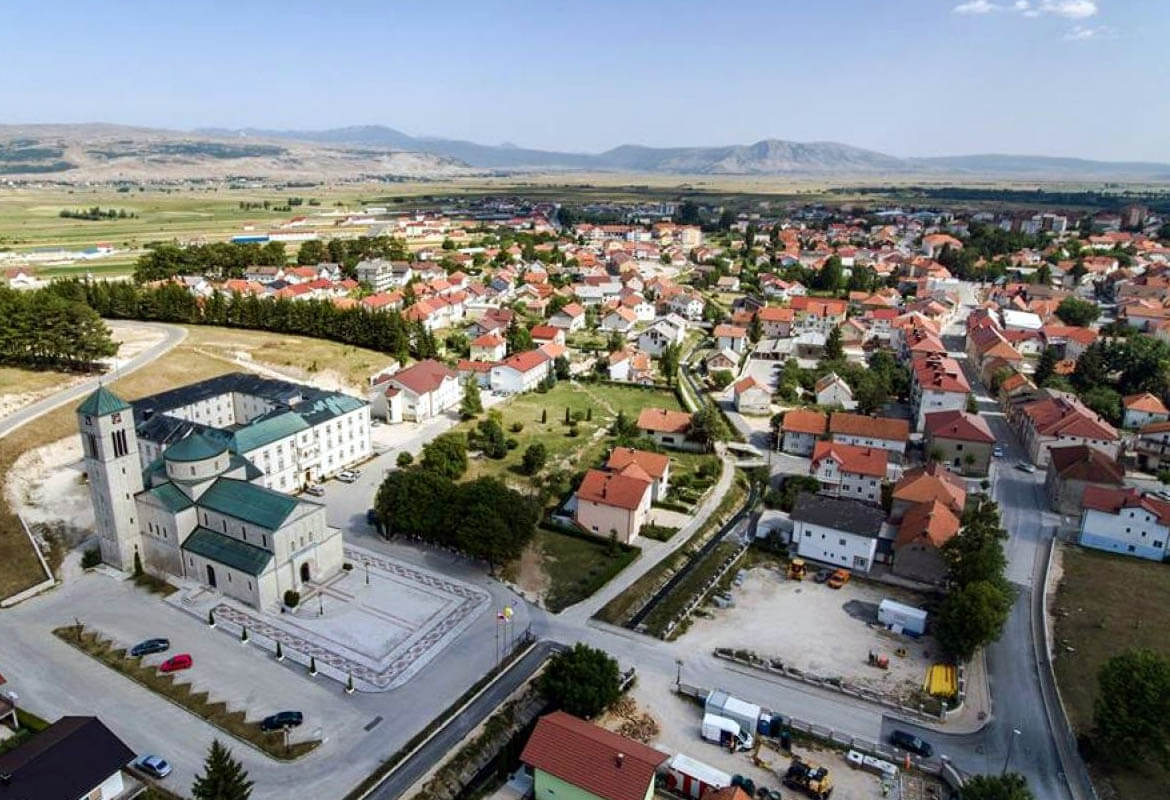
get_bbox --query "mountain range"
[2,122,1168,181]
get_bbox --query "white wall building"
[790,493,886,573]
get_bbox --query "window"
[838,538,846,546]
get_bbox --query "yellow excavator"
[787,558,808,581]
[781,755,834,800]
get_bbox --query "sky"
[2,0,1168,161]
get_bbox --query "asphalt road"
[0,321,187,438]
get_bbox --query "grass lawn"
[0,365,77,399]
[1052,545,1170,798]
[537,526,640,613]
[179,325,393,392]
[53,625,318,760]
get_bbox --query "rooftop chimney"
[615,753,625,768]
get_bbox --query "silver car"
[133,754,173,779]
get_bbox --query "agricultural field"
[1052,545,1170,799]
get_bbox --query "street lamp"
[364,560,370,586]
[675,658,683,687]
[1002,727,1022,775]
[318,593,324,617]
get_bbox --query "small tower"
[77,386,144,572]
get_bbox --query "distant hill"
[3,123,1168,182]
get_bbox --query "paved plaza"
[170,544,492,691]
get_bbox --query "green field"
[1053,545,1170,799]
[535,526,640,613]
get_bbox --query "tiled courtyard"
[169,544,491,691]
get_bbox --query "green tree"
[606,330,625,352]
[540,643,622,719]
[960,773,1034,800]
[777,475,821,512]
[472,416,508,459]
[420,432,468,479]
[296,239,326,265]
[688,403,724,450]
[1080,385,1122,425]
[659,343,681,386]
[824,326,844,361]
[1071,341,1109,391]
[815,256,843,293]
[1093,648,1170,767]
[673,201,701,226]
[396,451,413,468]
[710,370,735,390]
[506,320,534,354]
[191,739,253,800]
[966,393,979,414]
[1055,296,1101,327]
[521,442,548,475]
[934,580,1013,661]
[1034,347,1058,386]
[460,376,483,420]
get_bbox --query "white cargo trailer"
[878,598,928,636]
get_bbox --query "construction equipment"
[827,569,850,589]
[783,755,834,799]
[787,558,807,581]
[868,651,890,670]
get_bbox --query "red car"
[159,653,192,673]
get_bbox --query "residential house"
[705,348,740,372]
[893,499,961,584]
[638,314,687,357]
[781,408,827,456]
[1014,392,1120,466]
[890,462,966,520]
[549,302,586,332]
[1044,444,1126,516]
[387,359,460,421]
[367,380,404,423]
[923,409,996,476]
[601,306,638,335]
[910,354,971,430]
[713,324,748,354]
[757,306,795,338]
[490,350,551,395]
[607,348,653,384]
[0,716,135,800]
[733,377,771,415]
[1135,420,1170,472]
[790,492,887,573]
[811,441,887,504]
[814,373,854,409]
[637,407,699,451]
[607,447,670,501]
[1122,392,1170,429]
[521,712,668,800]
[1078,486,1170,561]
[791,297,847,334]
[828,412,910,461]
[575,462,653,544]
[530,325,566,346]
[470,332,506,362]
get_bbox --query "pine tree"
[192,739,253,800]
[541,409,547,424]
[824,326,844,361]
[459,376,483,420]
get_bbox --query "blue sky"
[2,0,1167,160]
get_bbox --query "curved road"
[0,321,187,439]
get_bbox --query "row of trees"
[373,432,539,569]
[48,279,430,364]
[0,287,116,369]
[59,206,136,220]
[935,495,1015,660]
[773,349,910,415]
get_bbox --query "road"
[0,321,187,438]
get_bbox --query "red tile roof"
[713,324,747,339]
[637,407,693,434]
[577,469,651,511]
[530,325,561,341]
[606,447,669,480]
[1123,392,1169,414]
[1021,395,1118,441]
[521,712,667,800]
[912,355,971,394]
[782,408,827,435]
[757,306,794,322]
[1081,485,1170,526]
[893,463,966,512]
[896,499,961,550]
[1048,445,1125,484]
[498,350,550,374]
[390,359,456,395]
[923,409,995,444]
[812,441,888,478]
[829,412,909,443]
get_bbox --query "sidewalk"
[916,648,992,735]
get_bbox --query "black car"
[813,568,831,584]
[260,711,304,732]
[130,638,170,657]
[890,729,933,757]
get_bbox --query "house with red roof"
[811,441,887,504]
[1079,486,1170,561]
[1122,392,1170,429]
[1013,392,1120,467]
[606,447,671,501]
[781,408,827,455]
[637,407,699,451]
[910,354,971,430]
[470,332,506,362]
[549,302,586,332]
[574,463,654,544]
[714,324,748,354]
[385,359,460,421]
[1044,444,1126,515]
[923,409,996,475]
[828,412,909,460]
[522,712,668,800]
[893,499,961,584]
[891,462,967,520]
[489,349,551,395]
[757,306,794,338]
[733,376,771,415]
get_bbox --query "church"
[77,385,344,609]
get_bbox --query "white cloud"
[1040,1,1098,19]
[1064,24,1113,39]
[953,1,1000,13]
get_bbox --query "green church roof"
[76,385,130,417]
[230,411,310,454]
[164,433,228,463]
[143,483,194,513]
[198,478,301,530]
[182,527,272,576]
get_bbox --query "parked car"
[304,484,325,497]
[129,638,170,657]
[132,754,173,779]
[337,470,359,483]
[992,444,1005,457]
[260,711,304,732]
[1015,461,1036,473]
[813,568,831,584]
[827,569,851,589]
[890,729,933,757]
[158,654,192,673]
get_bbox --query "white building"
[910,355,971,430]
[1079,486,1170,562]
[733,377,771,415]
[790,493,886,573]
[714,324,748,354]
[811,441,887,504]
[387,359,461,421]
[814,373,854,409]
[489,350,551,394]
[638,314,688,357]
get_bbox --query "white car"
[1015,461,1036,474]
[304,484,325,497]
[336,470,359,483]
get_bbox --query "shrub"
[397,451,414,468]
[505,438,519,450]
[81,548,101,569]
[568,424,580,438]
[283,590,300,608]
[510,422,524,433]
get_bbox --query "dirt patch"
[510,540,551,602]
[682,567,938,704]
[5,436,93,533]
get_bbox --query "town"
[1,181,1169,800]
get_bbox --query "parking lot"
[682,566,938,704]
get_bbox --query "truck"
[701,713,753,751]
[704,689,762,739]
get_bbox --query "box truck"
[701,713,753,751]
[704,689,762,738]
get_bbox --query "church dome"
[163,432,230,483]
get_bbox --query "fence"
[0,514,56,608]
[657,543,750,638]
